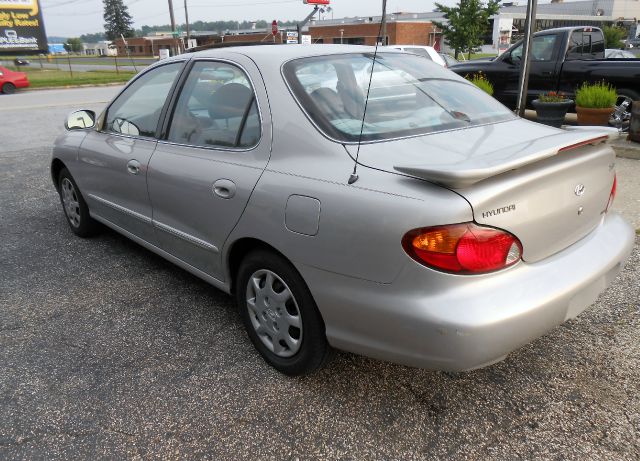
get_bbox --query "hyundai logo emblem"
[574,184,585,196]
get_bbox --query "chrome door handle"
[213,179,236,199]
[127,159,141,175]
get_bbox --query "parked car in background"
[0,66,30,94]
[605,48,636,59]
[51,45,633,376]
[388,45,446,66]
[450,27,640,119]
[13,58,30,66]
[625,37,640,48]
[439,53,459,67]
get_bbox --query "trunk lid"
[348,119,616,262]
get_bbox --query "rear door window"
[167,61,260,149]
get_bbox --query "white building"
[83,41,117,57]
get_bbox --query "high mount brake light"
[558,136,608,153]
[402,223,523,274]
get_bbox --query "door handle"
[127,159,141,175]
[213,179,236,199]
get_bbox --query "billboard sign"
[0,0,47,54]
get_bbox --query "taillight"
[605,174,617,212]
[402,223,522,274]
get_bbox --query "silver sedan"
[52,45,634,375]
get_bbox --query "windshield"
[283,53,514,142]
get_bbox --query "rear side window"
[567,30,605,59]
[167,61,260,149]
[104,63,182,137]
[405,48,433,61]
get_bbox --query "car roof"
[190,44,400,62]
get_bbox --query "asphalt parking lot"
[1,88,639,460]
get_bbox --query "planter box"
[532,99,573,128]
[576,106,614,126]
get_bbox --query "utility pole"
[515,0,538,116]
[184,0,190,46]
[168,0,177,33]
[381,0,388,45]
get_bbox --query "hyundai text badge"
[574,184,585,196]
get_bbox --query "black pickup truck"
[450,27,640,111]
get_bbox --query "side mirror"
[65,110,96,130]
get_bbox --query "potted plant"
[466,73,494,96]
[531,91,573,128]
[575,81,617,126]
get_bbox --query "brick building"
[305,12,444,48]
[112,35,183,57]
[309,21,441,48]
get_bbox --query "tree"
[434,0,500,59]
[103,0,134,41]
[603,26,626,50]
[63,37,84,53]
[80,32,107,43]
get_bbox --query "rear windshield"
[283,53,514,143]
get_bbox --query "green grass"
[11,68,136,88]
[469,53,496,59]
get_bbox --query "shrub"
[575,81,617,109]
[466,73,494,95]
[603,26,627,50]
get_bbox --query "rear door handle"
[127,159,141,175]
[213,179,236,199]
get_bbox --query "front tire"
[236,249,331,376]
[2,83,16,94]
[57,167,100,237]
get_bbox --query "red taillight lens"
[605,174,617,212]
[402,223,523,274]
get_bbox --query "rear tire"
[57,168,100,238]
[2,83,16,94]
[236,249,331,376]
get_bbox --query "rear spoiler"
[393,131,612,189]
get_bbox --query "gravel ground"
[1,92,639,460]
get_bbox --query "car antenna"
[348,0,387,185]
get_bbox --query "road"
[2,56,157,73]
[1,87,639,460]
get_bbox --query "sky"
[40,0,447,37]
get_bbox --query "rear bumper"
[14,78,30,89]
[301,212,634,371]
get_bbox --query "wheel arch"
[226,237,296,296]
[50,158,67,191]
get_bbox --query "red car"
[0,66,30,94]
